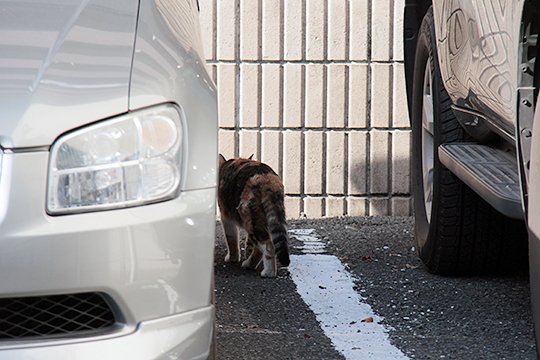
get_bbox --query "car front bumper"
[0,150,216,357]
[0,305,214,360]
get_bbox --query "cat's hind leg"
[221,217,240,263]
[238,197,276,277]
[244,223,277,277]
[257,239,277,278]
[242,238,262,270]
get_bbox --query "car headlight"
[47,104,183,214]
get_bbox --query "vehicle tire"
[411,7,527,275]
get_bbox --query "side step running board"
[438,143,524,220]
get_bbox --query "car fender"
[129,0,218,191]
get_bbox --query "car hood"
[0,0,140,149]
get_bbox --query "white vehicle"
[404,0,540,355]
[0,0,217,359]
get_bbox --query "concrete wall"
[199,0,411,218]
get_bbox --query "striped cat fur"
[218,154,290,277]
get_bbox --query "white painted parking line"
[288,229,409,360]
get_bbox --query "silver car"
[0,0,217,359]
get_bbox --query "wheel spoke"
[421,61,435,223]
[422,61,434,136]
[424,168,433,203]
[422,94,434,135]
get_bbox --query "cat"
[218,154,290,277]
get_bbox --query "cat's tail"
[263,192,290,267]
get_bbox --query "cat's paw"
[260,267,277,278]
[241,258,254,269]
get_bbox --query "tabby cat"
[218,154,290,277]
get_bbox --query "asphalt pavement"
[214,216,536,359]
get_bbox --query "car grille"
[0,293,117,340]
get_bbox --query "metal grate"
[0,293,117,340]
